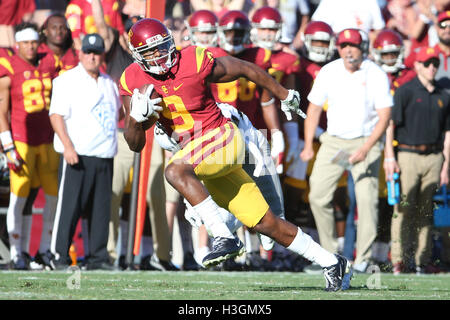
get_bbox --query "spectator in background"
[190,0,254,19]
[311,0,385,45]
[0,0,35,48]
[301,28,393,273]
[65,0,127,52]
[384,46,450,275]
[121,0,146,18]
[403,1,450,66]
[33,0,70,27]
[49,33,120,270]
[382,0,421,57]
[432,10,450,93]
[0,23,59,270]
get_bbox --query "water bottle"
[387,172,400,205]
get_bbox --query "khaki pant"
[309,133,381,265]
[390,151,443,267]
[107,132,171,261]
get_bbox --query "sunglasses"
[438,21,450,29]
[422,59,440,68]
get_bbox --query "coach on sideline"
[300,28,393,273]
[49,33,121,271]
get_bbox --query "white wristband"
[261,98,275,107]
[384,157,395,162]
[0,130,13,150]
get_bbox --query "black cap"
[81,33,105,54]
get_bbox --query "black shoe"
[11,252,30,270]
[221,258,245,271]
[139,255,159,271]
[49,257,70,271]
[86,261,116,271]
[119,255,137,271]
[34,250,55,270]
[323,254,353,292]
[202,237,245,268]
[182,252,202,271]
[149,254,179,271]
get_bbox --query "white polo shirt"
[49,63,120,158]
[308,58,393,139]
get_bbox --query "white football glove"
[154,122,181,153]
[129,84,163,123]
[270,130,285,174]
[280,89,306,120]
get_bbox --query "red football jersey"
[0,55,57,145]
[65,0,125,39]
[388,67,416,94]
[38,43,79,76]
[268,49,301,85]
[119,46,228,147]
[210,47,272,131]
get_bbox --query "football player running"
[120,18,352,291]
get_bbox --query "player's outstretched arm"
[208,55,289,101]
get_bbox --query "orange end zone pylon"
[132,0,166,256]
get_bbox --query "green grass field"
[0,269,449,301]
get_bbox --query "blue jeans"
[343,171,357,261]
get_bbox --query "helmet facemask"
[372,45,404,73]
[218,26,250,55]
[250,20,281,50]
[303,32,335,63]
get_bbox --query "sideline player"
[120,18,352,291]
[0,23,59,270]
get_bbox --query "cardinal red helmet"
[372,29,405,73]
[301,21,335,63]
[250,6,282,50]
[128,18,177,75]
[217,10,251,54]
[186,10,218,47]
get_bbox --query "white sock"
[120,220,129,257]
[81,218,90,257]
[195,246,210,265]
[287,227,338,268]
[141,236,154,257]
[21,215,32,254]
[6,193,27,260]
[39,195,57,253]
[193,196,234,239]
